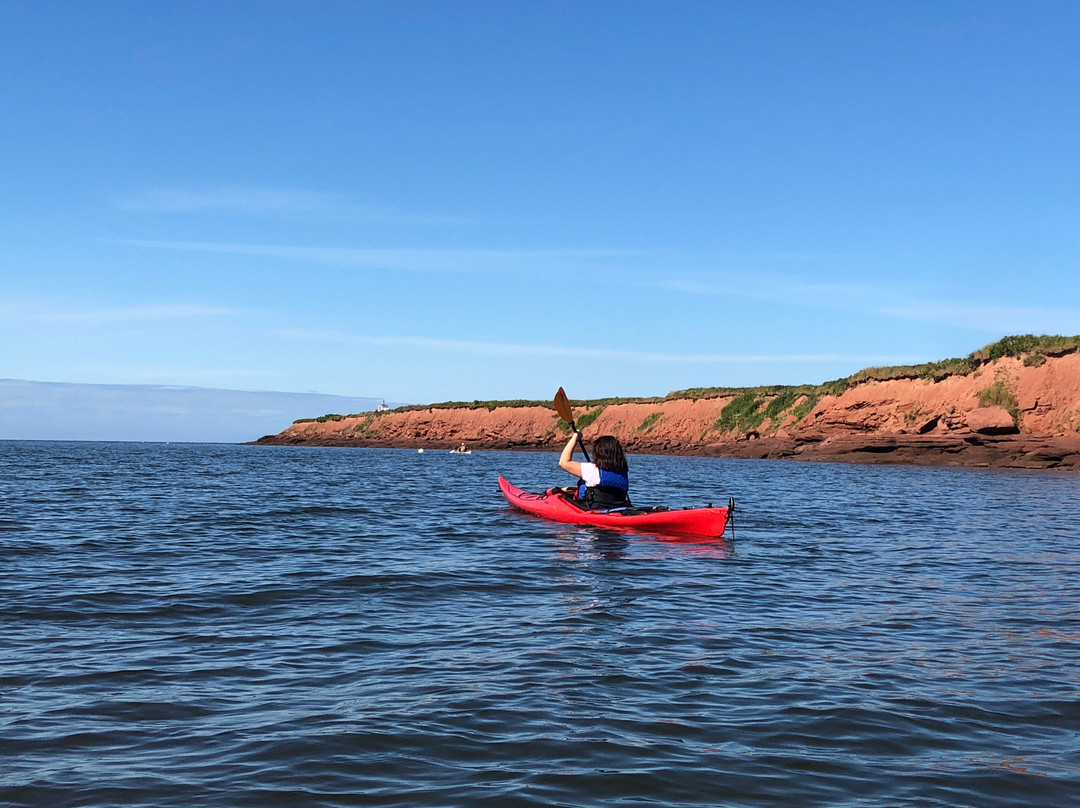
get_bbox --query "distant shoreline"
[248,431,1080,471]
[251,336,1080,472]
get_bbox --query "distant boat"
[449,449,472,455]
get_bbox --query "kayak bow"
[498,476,732,539]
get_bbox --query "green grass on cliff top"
[294,334,1080,423]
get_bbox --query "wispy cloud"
[648,275,902,311]
[71,366,277,384]
[115,186,344,214]
[113,184,478,225]
[881,304,1080,334]
[648,275,1080,333]
[119,239,629,273]
[1,302,244,326]
[278,328,914,365]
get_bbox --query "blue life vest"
[577,469,630,510]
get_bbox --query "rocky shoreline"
[252,347,1080,471]
[252,421,1080,471]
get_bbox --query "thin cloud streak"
[71,367,278,384]
[1,302,243,326]
[650,277,1080,333]
[278,328,915,365]
[116,186,343,213]
[119,240,631,272]
[114,185,479,225]
[882,305,1080,334]
[649,276,903,310]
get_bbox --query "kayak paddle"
[553,387,590,462]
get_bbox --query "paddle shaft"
[554,387,591,462]
[568,424,590,463]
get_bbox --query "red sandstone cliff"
[254,347,1080,470]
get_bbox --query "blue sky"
[3,1,1078,411]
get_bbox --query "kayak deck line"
[498,476,733,539]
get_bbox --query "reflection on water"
[550,524,734,562]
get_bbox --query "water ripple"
[2,443,1079,806]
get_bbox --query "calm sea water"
[2,441,1078,807]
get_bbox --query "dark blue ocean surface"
[2,442,1078,807]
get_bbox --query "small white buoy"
[417,448,424,453]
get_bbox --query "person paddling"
[559,432,631,510]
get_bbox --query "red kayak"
[498,476,733,539]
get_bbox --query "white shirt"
[579,462,602,487]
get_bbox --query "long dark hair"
[591,435,628,475]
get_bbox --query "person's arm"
[559,432,583,478]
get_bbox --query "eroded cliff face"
[254,351,1080,470]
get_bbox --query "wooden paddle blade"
[553,387,575,425]
[554,386,590,461]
